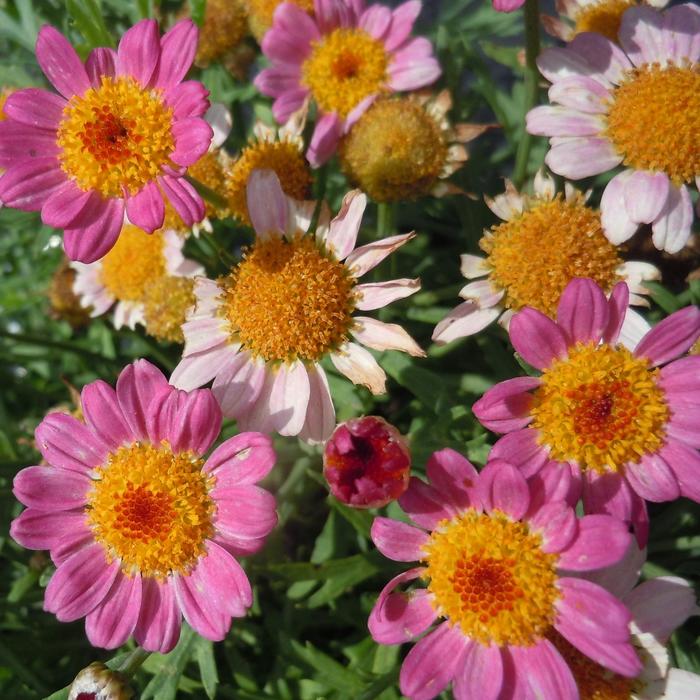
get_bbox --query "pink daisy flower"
[171,169,424,443]
[369,451,640,700]
[0,19,212,263]
[10,359,277,652]
[254,0,441,167]
[527,3,700,253]
[473,277,700,546]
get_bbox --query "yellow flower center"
[606,64,700,185]
[87,442,215,578]
[99,225,167,302]
[246,0,315,41]
[57,76,174,198]
[531,343,669,473]
[548,630,637,699]
[302,28,389,117]
[573,0,637,41]
[422,510,560,647]
[339,98,448,202]
[193,0,248,66]
[224,140,311,225]
[188,149,230,222]
[481,196,622,317]
[143,276,196,343]
[220,234,356,362]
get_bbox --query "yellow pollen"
[302,28,389,117]
[193,0,248,66]
[57,76,174,198]
[548,630,637,699]
[606,63,700,185]
[573,0,637,41]
[245,0,315,41]
[99,225,166,302]
[481,195,622,317]
[531,343,669,473]
[142,276,196,343]
[224,140,311,225]
[422,510,560,647]
[339,98,449,202]
[220,234,356,362]
[87,442,215,578]
[0,88,11,120]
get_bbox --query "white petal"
[601,170,639,244]
[212,352,266,419]
[432,302,501,344]
[205,103,232,149]
[458,279,504,307]
[651,184,693,254]
[460,254,489,279]
[298,364,336,444]
[246,170,289,240]
[269,361,310,436]
[354,278,420,310]
[326,190,367,260]
[619,307,651,351]
[170,344,238,391]
[623,171,671,224]
[344,232,415,278]
[351,317,425,358]
[534,168,556,198]
[330,342,387,395]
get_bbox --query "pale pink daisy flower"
[71,224,203,330]
[10,359,277,652]
[473,277,700,546]
[432,170,658,346]
[254,0,441,167]
[0,19,212,263]
[171,169,424,442]
[369,451,640,700]
[527,3,700,253]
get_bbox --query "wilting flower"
[527,3,700,253]
[339,91,487,202]
[11,359,277,651]
[369,451,639,699]
[192,0,248,67]
[323,416,410,507]
[245,0,315,41]
[69,662,133,700]
[171,169,423,442]
[0,19,212,262]
[72,224,202,331]
[473,277,700,545]
[432,171,658,345]
[254,0,441,166]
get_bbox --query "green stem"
[186,175,229,211]
[513,0,541,187]
[114,647,151,678]
[0,329,117,364]
[376,202,396,240]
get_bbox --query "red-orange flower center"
[113,484,175,542]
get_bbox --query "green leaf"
[646,281,682,314]
[66,0,115,48]
[290,640,365,695]
[194,636,219,699]
[141,625,197,700]
[190,0,207,27]
[381,352,448,413]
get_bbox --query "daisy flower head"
[254,0,442,167]
[72,224,203,332]
[432,171,659,346]
[369,450,640,700]
[0,19,212,263]
[10,359,278,652]
[527,3,700,253]
[473,277,700,545]
[171,169,424,443]
[191,0,248,68]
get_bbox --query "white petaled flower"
[171,169,424,443]
[72,224,203,330]
[527,3,700,253]
[432,170,658,346]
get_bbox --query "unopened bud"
[68,662,134,700]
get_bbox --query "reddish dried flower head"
[323,416,410,508]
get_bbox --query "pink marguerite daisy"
[254,0,441,167]
[473,277,700,546]
[527,3,700,253]
[170,169,424,442]
[10,359,277,652]
[369,450,640,700]
[0,19,212,263]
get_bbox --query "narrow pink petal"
[601,170,639,244]
[214,533,267,559]
[307,112,343,168]
[426,447,480,513]
[509,307,568,370]
[568,32,634,84]
[314,0,353,33]
[352,317,424,357]
[399,623,467,700]
[493,0,526,10]
[164,80,210,120]
[579,540,645,599]
[478,460,530,520]
[623,170,671,224]
[371,517,429,562]
[79,379,130,452]
[182,316,229,356]
[619,6,667,66]
[526,105,604,137]
[634,306,700,366]
[601,281,630,345]
[42,180,98,229]
[262,27,313,63]
[385,1,422,52]
[557,514,631,571]
[356,279,420,311]
[269,362,311,437]
[625,451,680,502]
[398,476,455,530]
[489,430,549,478]
[170,117,213,167]
[152,19,198,89]
[360,5,392,39]
[116,18,160,87]
[35,26,91,99]
[667,409,700,448]
[35,411,108,472]
[527,501,577,554]
[658,440,700,502]
[556,277,609,345]
[663,4,700,64]
[651,183,693,254]
[345,232,415,278]
[472,377,540,433]
[527,460,582,511]
[254,65,302,99]
[44,543,119,622]
[326,190,367,260]
[134,579,181,653]
[11,508,88,551]
[212,484,278,541]
[368,568,436,644]
[388,55,441,91]
[85,572,142,649]
[547,75,609,113]
[125,181,165,233]
[273,2,320,45]
[0,121,61,167]
[453,641,503,700]
[211,352,267,419]
[545,137,623,179]
[63,197,125,264]
[272,88,309,123]
[659,356,700,402]
[432,301,501,344]
[85,47,117,85]
[536,47,601,85]
[171,344,236,392]
[298,364,336,443]
[158,174,205,226]
[246,169,289,238]
[4,88,64,129]
[173,572,228,641]
[509,640,577,699]
[0,157,65,211]
[203,432,276,486]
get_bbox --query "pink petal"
[330,341,387,395]
[658,440,700,502]
[246,169,289,238]
[173,571,228,641]
[536,47,600,85]
[272,88,309,123]
[307,112,343,168]
[158,174,204,226]
[398,477,455,530]
[273,2,320,46]
[35,25,91,99]
[651,183,693,254]
[509,307,568,370]
[453,641,503,700]
[580,540,645,599]
[254,65,302,99]
[368,568,436,644]
[326,190,367,260]
[556,277,609,345]
[478,460,530,520]
[601,171,639,244]
[212,484,278,541]
[170,117,213,167]
[359,5,392,39]
[601,281,630,345]
[4,88,64,129]
[663,3,700,64]
[568,32,634,84]
[13,465,90,511]
[152,19,198,90]
[619,6,667,66]
[356,279,421,311]
[385,1,422,52]
[557,514,631,571]
[625,451,680,502]
[634,306,700,366]
[116,18,160,87]
[489,430,549,478]
[472,377,540,433]
[432,301,501,344]
[42,180,100,231]
[0,121,61,167]
[509,639,577,699]
[493,0,526,9]
[85,572,142,649]
[269,362,310,436]
[171,344,238,392]
[125,181,165,233]
[211,352,267,418]
[80,379,131,451]
[527,460,582,511]
[526,105,604,137]
[545,137,623,179]
[345,232,415,278]
[11,508,89,551]
[298,364,336,443]
[528,501,577,554]
[426,447,480,513]
[164,80,210,120]
[0,157,65,211]
[623,170,671,224]
[262,27,313,64]
[659,356,700,401]
[371,517,429,562]
[63,197,125,264]
[388,54,441,91]
[352,317,424,357]
[85,47,117,85]
[547,75,610,114]
[203,432,276,486]
[314,0,353,33]
[134,578,181,653]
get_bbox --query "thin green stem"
[115,647,151,677]
[376,202,396,240]
[513,0,541,187]
[186,175,229,211]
